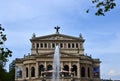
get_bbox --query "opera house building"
[15,27,101,81]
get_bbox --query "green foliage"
[0,66,9,81]
[86,0,116,16]
[0,24,12,67]
[9,67,15,81]
[0,24,13,81]
[0,61,15,81]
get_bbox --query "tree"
[9,60,15,81]
[0,66,10,81]
[0,24,12,67]
[0,24,12,81]
[86,0,116,16]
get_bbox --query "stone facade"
[15,29,101,81]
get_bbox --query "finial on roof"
[54,26,60,34]
[32,33,36,38]
[79,33,83,39]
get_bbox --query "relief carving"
[41,36,75,40]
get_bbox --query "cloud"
[108,70,118,76]
[101,68,120,80]
[106,69,120,79]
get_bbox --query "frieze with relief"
[40,36,76,40]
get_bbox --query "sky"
[0,0,120,80]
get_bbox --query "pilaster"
[36,62,39,78]
[69,62,71,74]
[85,64,88,78]
[44,61,47,70]
[77,62,80,78]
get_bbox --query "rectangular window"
[72,43,74,48]
[60,43,63,48]
[40,43,43,48]
[52,43,55,48]
[36,43,39,48]
[76,43,78,48]
[68,43,71,48]
[44,43,47,48]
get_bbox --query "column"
[61,62,63,71]
[44,61,47,70]
[36,62,39,78]
[22,66,25,79]
[28,64,31,79]
[85,64,88,78]
[77,63,80,78]
[69,62,71,74]
[61,62,64,77]
[98,66,100,78]
[44,61,47,77]
[79,62,81,78]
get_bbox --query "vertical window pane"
[60,43,63,48]
[16,67,22,78]
[36,43,39,48]
[68,43,71,48]
[41,43,43,48]
[76,43,78,48]
[44,43,47,48]
[52,43,55,48]
[31,67,35,77]
[26,67,28,77]
[72,43,74,48]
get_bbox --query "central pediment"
[31,33,84,41]
[38,51,79,57]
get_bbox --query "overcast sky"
[0,0,120,80]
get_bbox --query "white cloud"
[108,70,118,76]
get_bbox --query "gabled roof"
[30,33,85,42]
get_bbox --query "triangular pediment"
[31,33,84,41]
[38,52,78,57]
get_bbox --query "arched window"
[81,67,85,77]
[71,65,77,76]
[31,67,35,77]
[47,65,52,70]
[46,65,52,77]
[16,67,22,78]
[88,67,90,77]
[39,65,44,76]
[26,67,28,77]
[63,65,69,71]
[63,65,69,77]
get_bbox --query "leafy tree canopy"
[87,0,116,16]
[0,24,12,67]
